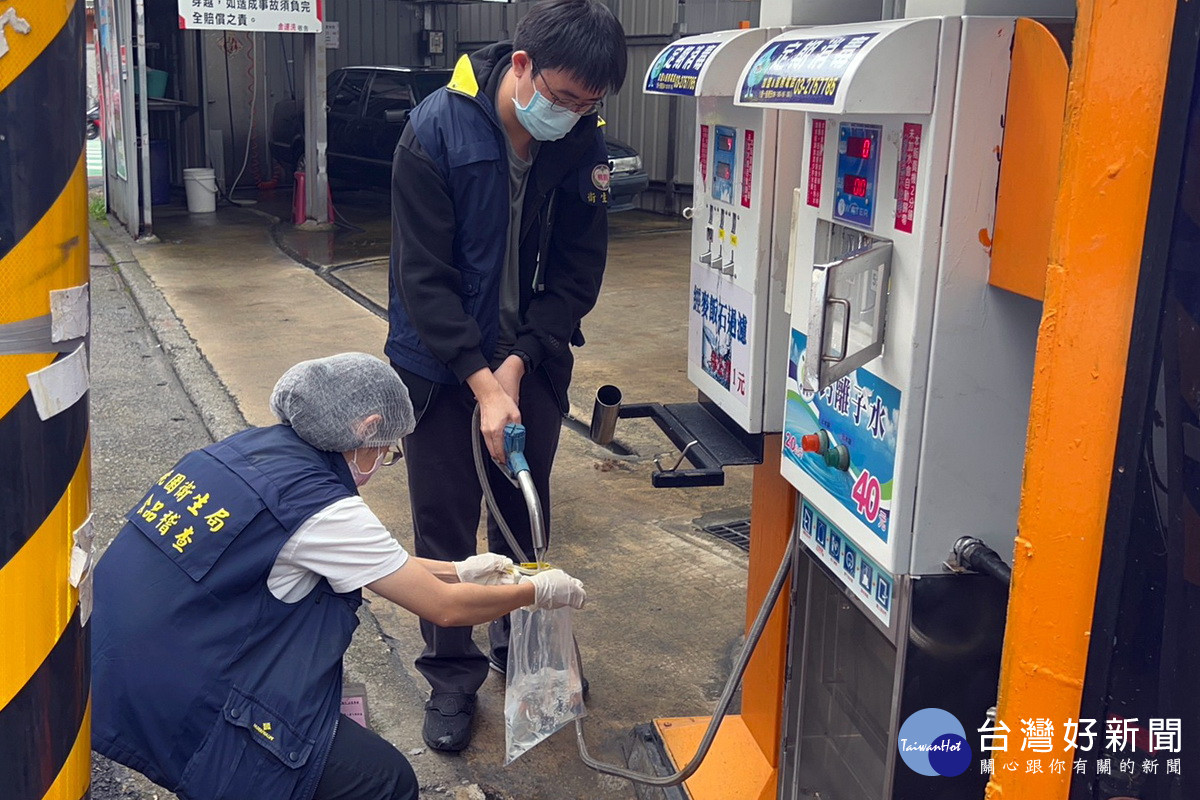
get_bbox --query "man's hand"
[453,553,516,585]
[493,354,526,408]
[466,368,521,461]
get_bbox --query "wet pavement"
[90,189,755,800]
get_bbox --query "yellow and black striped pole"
[0,1,93,799]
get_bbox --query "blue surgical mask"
[513,84,581,142]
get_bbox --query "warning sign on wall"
[178,0,323,33]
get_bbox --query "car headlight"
[609,155,642,174]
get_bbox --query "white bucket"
[183,167,218,213]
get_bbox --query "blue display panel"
[712,125,737,204]
[833,122,882,230]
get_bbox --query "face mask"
[348,448,386,487]
[513,84,581,142]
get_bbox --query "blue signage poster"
[784,331,901,544]
[739,32,878,105]
[799,498,894,626]
[646,42,721,96]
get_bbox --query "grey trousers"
[396,365,561,696]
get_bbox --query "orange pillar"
[656,436,794,800]
[987,1,1176,798]
[741,436,795,769]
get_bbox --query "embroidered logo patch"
[592,164,611,192]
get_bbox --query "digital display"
[845,136,872,159]
[842,174,869,198]
[716,163,733,180]
[717,134,735,152]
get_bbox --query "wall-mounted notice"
[178,0,323,33]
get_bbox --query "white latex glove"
[453,553,516,585]
[520,569,587,610]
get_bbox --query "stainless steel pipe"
[588,384,623,446]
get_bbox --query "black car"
[271,65,647,210]
[271,66,452,190]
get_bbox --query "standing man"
[386,0,626,753]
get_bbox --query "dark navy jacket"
[386,42,610,412]
[92,425,362,800]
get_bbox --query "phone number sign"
[178,0,323,33]
[740,33,877,105]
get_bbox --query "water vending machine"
[735,10,1070,799]
[641,27,791,462]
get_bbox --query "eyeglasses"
[534,69,604,115]
[380,446,404,467]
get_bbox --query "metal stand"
[619,399,763,487]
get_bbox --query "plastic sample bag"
[504,606,587,764]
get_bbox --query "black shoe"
[422,692,476,752]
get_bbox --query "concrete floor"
[91,191,761,800]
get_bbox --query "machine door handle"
[822,297,851,364]
[802,241,893,393]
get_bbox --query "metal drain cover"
[698,518,751,552]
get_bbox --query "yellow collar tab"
[447,54,480,98]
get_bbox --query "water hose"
[471,401,798,786]
[573,531,795,786]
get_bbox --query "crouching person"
[91,352,584,800]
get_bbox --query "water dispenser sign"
[699,124,710,185]
[785,331,901,544]
[741,129,755,209]
[799,498,894,626]
[692,278,753,403]
[895,122,923,233]
[645,41,720,96]
[739,33,879,106]
[807,119,826,208]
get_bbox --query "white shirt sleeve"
[268,496,409,603]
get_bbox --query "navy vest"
[92,425,361,800]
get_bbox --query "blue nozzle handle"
[504,423,530,475]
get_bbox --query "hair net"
[269,353,415,452]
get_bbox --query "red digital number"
[846,136,872,159]
[842,175,868,198]
[852,470,882,523]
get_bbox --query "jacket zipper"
[532,189,558,295]
[302,695,340,800]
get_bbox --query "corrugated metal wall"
[203,2,423,189]
[201,1,762,202]
[325,0,423,70]
[454,0,760,211]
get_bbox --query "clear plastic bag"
[504,606,587,764]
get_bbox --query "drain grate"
[699,518,751,552]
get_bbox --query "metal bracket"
[620,401,762,488]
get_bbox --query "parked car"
[271,65,648,210]
[271,66,452,190]
[604,136,648,212]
